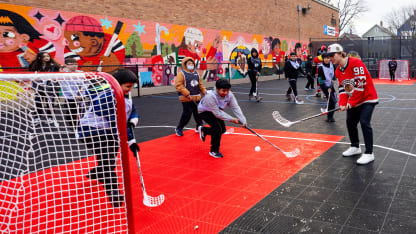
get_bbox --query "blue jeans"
[346,103,377,154]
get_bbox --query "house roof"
[362,24,395,37]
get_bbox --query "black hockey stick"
[272,107,340,128]
[129,125,165,207]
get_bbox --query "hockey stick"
[272,107,340,128]
[321,90,330,113]
[254,74,263,102]
[97,21,124,72]
[242,124,299,158]
[129,125,165,207]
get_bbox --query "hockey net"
[378,60,409,80]
[0,72,133,233]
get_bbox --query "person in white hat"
[327,43,379,165]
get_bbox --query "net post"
[99,72,137,234]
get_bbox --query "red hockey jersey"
[335,57,378,107]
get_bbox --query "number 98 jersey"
[335,57,379,107]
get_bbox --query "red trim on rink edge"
[372,79,416,85]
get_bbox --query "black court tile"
[364,182,397,198]
[356,194,393,213]
[301,220,342,233]
[312,203,353,225]
[326,190,361,208]
[260,214,305,233]
[371,171,402,185]
[310,175,343,189]
[395,185,416,200]
[389,198,416,218]
[284,172,315,186]
[341,226,378,234]
[400,175,416,187]
[219,227,256,234]
[227,209,276,232]
[297,187,333,203]
[270,183,308,198]
[280,199,321,219]
[345,209,386,232]
[251,196,293,213]
[381,213,416,234]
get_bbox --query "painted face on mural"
[187,40,202,54]
[0,25,30,52]
[272,43,281,55]
[64,31,105,57]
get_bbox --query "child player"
[198,79,247,158]
[112,69,140,154]
[78,76,123,208]
[284,52,304,104]
[327,43,378,165]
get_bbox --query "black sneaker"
[106,189,124,208]
[209,151,223,158]
[326,118,336,122]
[175,128,184,136]
[198,126,205,142]
[286,94,291,100]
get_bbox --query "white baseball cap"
[327,43,343,56]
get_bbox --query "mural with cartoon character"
[0,3,310,87]
[0,9,55,71]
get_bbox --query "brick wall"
[10,0,339,42]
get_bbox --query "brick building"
[9,0,339,42]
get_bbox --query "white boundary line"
[136,125,416,158]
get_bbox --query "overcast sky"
[347,0,415,36]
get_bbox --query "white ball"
[254,146,261,152]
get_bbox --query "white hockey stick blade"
[272,111,298,127]
[283,148,300,158]
[224,128,234,135]
[143,192,165,207]
[320,107,328,113]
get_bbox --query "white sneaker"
[304,87,310,91]
[356,153,374,165]
[342,147,361,157]
[295,97,304,104]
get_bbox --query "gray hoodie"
[198,89,247,124]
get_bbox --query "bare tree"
[327,0,368,34]
[384,5,416,35]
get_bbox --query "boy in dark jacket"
[284,52,305,104]
[247,48,262,101]
[304,55,315,90]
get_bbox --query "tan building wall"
[6,0,339,41]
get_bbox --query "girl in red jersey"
[327,43,378,165]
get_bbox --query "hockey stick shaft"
[300,107,340,122]
[243,125,287,153]
[129,124,147,193]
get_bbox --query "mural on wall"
[0,3,310,87]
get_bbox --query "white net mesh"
[0,73,128,233]
[378,60,409,80]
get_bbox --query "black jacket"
[247,48,262,73]
[284,60,304,80]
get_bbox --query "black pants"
[389,70,395,81]
[64,99,79,126]
[177,101,202,130]
[286,79,298,97]
[305,73,314,89]
[248,71,258,96]
[346,103,377,154]
[321,85,337,120]
[82,134,119,190]
[199,111,226,152]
